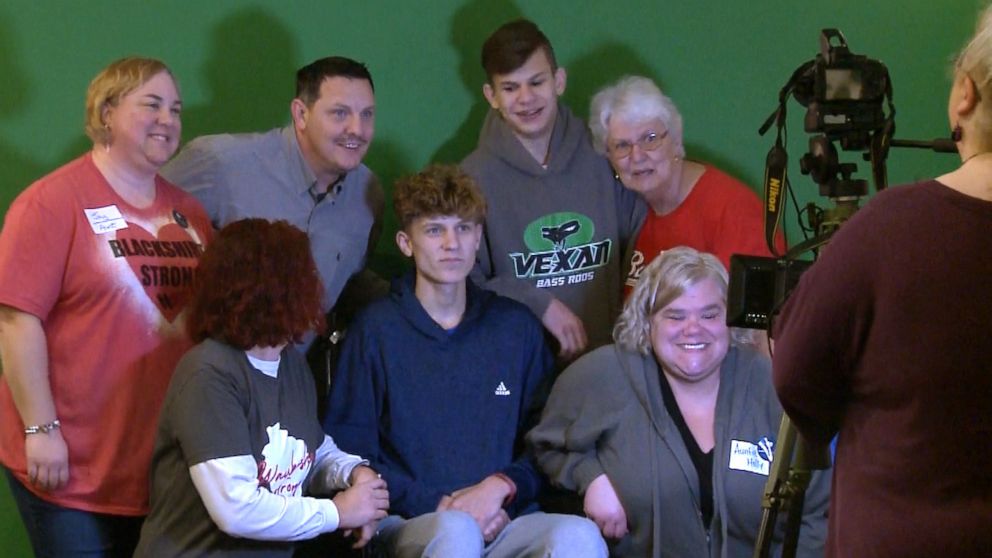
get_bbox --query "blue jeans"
[370,510,607,558]
[4,469,144,558]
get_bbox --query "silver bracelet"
[24,419,60,435]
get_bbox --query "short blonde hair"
[84,57,175,145]
[613,246,727,354]
[954,5,992,136]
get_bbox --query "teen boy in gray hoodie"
[461,19,644,361]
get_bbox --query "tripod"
[752,414,831,558]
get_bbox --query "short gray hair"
[613,246,726,354]
[589,75,684,158]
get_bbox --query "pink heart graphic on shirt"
[109,220,204,322]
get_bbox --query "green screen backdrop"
[0,1,979,553]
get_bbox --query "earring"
[952,124,963,142]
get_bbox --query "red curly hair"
[186,219,325,349]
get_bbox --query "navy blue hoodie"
[323,273,554,518]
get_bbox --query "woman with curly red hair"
[135,219,388,557]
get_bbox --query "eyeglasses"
[608,129,669,159]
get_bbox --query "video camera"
[740,32,894,557]
[728,29,954,331]
[797,29,891,147]
[731,30,958,558]
[727,29,893,331]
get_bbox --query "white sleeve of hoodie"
[189,454,340,541]
[309,434,369,494]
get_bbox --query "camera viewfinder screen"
[825,68,863,101]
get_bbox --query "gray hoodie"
[529,345,830,558]
[462,103,645,351]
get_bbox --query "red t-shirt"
[625,165,784,294]
[0,154,211,515]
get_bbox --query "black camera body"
[734,29,894,331]
[794,29,890,151]
[738,28,951,333]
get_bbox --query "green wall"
[0,0,978,553]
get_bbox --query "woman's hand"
[25,429,68,491]
[584,473,628,539]
[348,465,380,486]
[341,465,386,547]
[349,520,378,549]
[0,306,66,492]
[333,476,389,530]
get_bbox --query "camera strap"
[870,100,896,191]
[763,141,788,257]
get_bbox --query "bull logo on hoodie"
[510,212,612,287]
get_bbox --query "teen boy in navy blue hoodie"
[323,165,606,557]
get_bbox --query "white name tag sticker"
[84,205,128,234]
[729,439,772,476]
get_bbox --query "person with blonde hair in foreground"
[0,57,211,557]
[530,246,828,557]
[773,5,992,556]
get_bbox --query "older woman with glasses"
[528,246,828,557]
[590,76,782,294]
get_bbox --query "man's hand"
[25,430,68,492]
[584,474,628,539]
[435,475,512,537]
[541,298,588,360]
[481,509,510,543]
[333,476,389,530]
